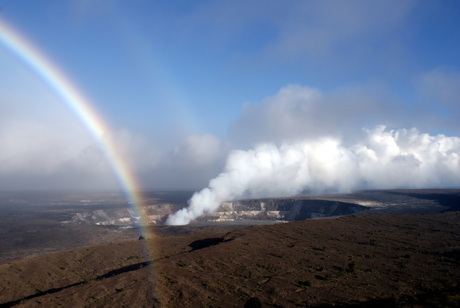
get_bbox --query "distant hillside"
[1,211,459,307]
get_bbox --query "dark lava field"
[0,189,459,307]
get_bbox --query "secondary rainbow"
[0,19,151,239]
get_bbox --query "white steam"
[166,126,460,225]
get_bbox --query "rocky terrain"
[1,189,459,265]
[62,189,459,226]
[0,191,190,264]
[0,211,459,307]
[1,189,460,307]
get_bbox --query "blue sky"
[1,1,460,191]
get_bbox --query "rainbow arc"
[0,19,151,240]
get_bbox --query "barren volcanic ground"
[0,191,193,264]
[0,210,459,307]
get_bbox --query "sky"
[1,0,460,193]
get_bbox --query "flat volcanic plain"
[0,189,459,307]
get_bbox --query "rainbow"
[0,19,151,239]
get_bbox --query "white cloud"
[146,134,228,190]
[3,77,458,191]
[0,118,117,190]
[168,126,460,225]
[178,134,223,166]
[412,67,460,135]
[107,129,161,173]
[229,84,402,147]
[0,103,228,190]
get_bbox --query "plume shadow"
[188,237,226,251]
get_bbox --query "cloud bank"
[167,126,460,225]
[2,81,460,192]
[0,114,226,190]
[229,84,403,146]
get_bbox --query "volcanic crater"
[0,189,459,307]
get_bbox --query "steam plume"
[166,126,460,225]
